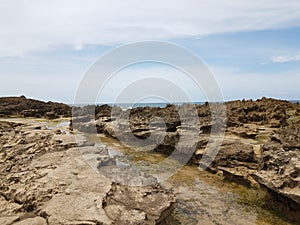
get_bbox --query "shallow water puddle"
[87,134,260,224]
[87,133,296,225]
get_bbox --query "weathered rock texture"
[72,97,300,218]
[0,121,175,225]
[1,96,300,222]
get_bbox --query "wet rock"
[219,166,259,187]
[198,140,257,169]
[166,178,257,225]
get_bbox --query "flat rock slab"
[0,216,20,225]
[14,217,47,225]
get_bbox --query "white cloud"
[271,51,300,63]
[0,0,300,56]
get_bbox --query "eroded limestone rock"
[0,121,175,225]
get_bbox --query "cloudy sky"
[0,0,300,103]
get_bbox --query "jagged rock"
[275,125,300,149]
[253,143,300,204]
[251,118,300,215]
[197,140,257,169]
[225,97,299,127]
[3,97,300,223]
[0,121,175,225]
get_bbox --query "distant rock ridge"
[0,96,71,119]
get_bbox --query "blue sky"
[0,0,300,103]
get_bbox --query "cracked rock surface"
[0,121,175,225]
[73,97,300,219]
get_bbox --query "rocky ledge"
[0,121,175,225]
[72,97,300,220]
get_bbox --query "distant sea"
[104,100,300,109]
[99,102,209,109]
[107,102,204,109]
[73,100,300,109]
[290,100,300,103]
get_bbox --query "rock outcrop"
[71,97,300,218]
[0,121,175,224]
[0,96,71,118]
[1,96,299,222]
[251,123,300,219]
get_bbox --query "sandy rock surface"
[0,121,175,225]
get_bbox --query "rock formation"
[72,97,300,220]
[0,121,175,225]
[1,96,300,223]
[0,96,71,119]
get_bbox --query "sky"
[0,0,300,104]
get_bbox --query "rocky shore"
[1,96,300,224]
[72,97,300,222]
[0,120,175,225]
[0,97,175,225]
